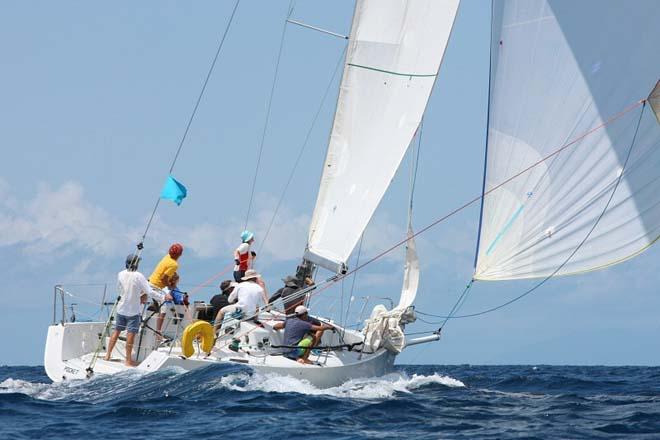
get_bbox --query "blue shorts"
[115,314,141,334]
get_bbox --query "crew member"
[104,254,172,366]
[273,305,333,364]
[269,275,315,314]
[233,231,256,282]
[149,243,183,289]
[210,280,236,319]
[214,269,267,333]
[156,272,188,337]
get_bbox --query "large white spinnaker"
[474,0,660,281]
[304,0,460,273]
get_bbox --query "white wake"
[214,371,465,400]
[1,368,464,402]
[0,368,169,402]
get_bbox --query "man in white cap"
[273,305,333,364]
[214,269,268,331]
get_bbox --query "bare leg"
[104,330,120,361]
[125,332,139,367]
[213,310,226,333]
[298,330,324,364]
[156,313,165,340]
[311,330,324,347]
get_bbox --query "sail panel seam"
[347,63,436,77]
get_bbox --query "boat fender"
[181,321,215,358]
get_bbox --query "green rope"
[347,63,436,78]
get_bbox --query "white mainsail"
[474,0,660,281]
[304,0,460,272]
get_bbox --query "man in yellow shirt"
[149,243,183,289]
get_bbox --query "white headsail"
[474,0,660,281]
[304,0,460,272]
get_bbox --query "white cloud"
[0,180,475,297]
[143,192,311,265]
[0,180,128,258]
[0,181,311,270]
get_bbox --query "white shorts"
[220,304,240,315]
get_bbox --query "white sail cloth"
[362,304,416,354]
[398,223,420,309]
[651,81,660,124]
[474,0,660,280]
[305,0,460,272]
[363,223,419,352]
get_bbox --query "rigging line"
[244,0,295,231]
[187,263,234,296]
[257,46,347,255]
[419,101,648,323]
[339,98,645,282]
[340,276,345,327]
[410,119,423,212]
[236,99,646,317]
[139,0,241,247]
[404,330,439,337]
[473,0,494,269]
[438,280,474,330]
[343,232,364,336]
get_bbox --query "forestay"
[475,0,660,280]
[305,0,460,272]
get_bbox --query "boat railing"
[52,283,111,325]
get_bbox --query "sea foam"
[213,370,465,400]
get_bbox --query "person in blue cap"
[233,230,256,282]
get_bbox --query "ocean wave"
[212,370,465,400]
[1,365,463,404]
[477,387,550,400]
[0,366,186,403]
[2,365,660,439]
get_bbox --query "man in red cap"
[149,243,183,290]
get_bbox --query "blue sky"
[2,1,659,366]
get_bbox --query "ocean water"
[1,364,659,439]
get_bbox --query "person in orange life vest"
[149,243,183,289]
[234,231,256,282]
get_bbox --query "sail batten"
[306,0,460,271]
[474,0,660,281]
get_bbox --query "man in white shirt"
[104,254,172,366]
[214,269,268,332]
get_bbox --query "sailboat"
[44,0,660,388]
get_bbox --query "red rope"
[193,99,645,305]
[187,263,234,296]
[340,99,646,281]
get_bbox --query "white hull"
[44,311,399,388]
